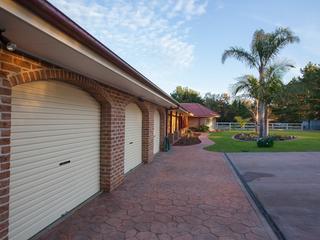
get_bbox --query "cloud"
[169,0,208,19]
[49,0,207,68]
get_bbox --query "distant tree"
[171,86,203,103]
[296,63,320,119]
[222,27,299,137]
[229,99,252,121]
[203,93,251,122]
[203,93,230,121]
[273,63,320,121]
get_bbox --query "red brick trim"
[8,69,113,105]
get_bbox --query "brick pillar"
[156,107,166,152]
[106,104,125,191]
[141,103,153,163]
[100,103,112,192]
[0,77,11,240]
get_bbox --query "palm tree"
[222,27,299,137]
[232,62,292,136]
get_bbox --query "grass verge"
[205,130,320,152]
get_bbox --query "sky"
[49,0,320,96]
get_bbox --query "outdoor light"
[0,29,17,52]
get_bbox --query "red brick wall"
[0,48,167,239]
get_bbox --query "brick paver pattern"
[40,134,271,240]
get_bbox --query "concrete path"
[228,152,320,240]
[39,134,273,240]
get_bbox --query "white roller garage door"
[153,110,160,154]
[124,103,142,173]
[9,81,100,240]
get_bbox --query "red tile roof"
[180,103,220,118]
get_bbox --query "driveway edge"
[223,152,283,240]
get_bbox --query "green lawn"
[205,130,320,152]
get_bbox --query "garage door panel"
[10,159,99,209]
[11,146,98,170]
[14,81,98,99]
[12,97,98,111]
[12,131,99,146]
[13,83,99,102]
[10,150,99,189]
[11,136,98,155]
[11,134,98,151]
[153,110,160,154]
[12,178,98,240]
[11,169,99,216]
[11,173,99,228]
[11,170,99,224]
[12,142,98,164]
[12,111,99,120]
[12,88,98,103]
[12,104,99,115]
[124,103,142,173]
[12,118,99,125]
[12,128,99,140]
[11,145,99,168]
[10,81,100,240]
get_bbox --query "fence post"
[301,123,303,131]
[271,123,274,130]
[286,123,289,130]
[229,122,232,131]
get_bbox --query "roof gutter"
[13,0,180,106]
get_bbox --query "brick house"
[0,1,189,239]
[180,103,220,131]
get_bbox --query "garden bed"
[234,132,296,141]
[174,136,201,146]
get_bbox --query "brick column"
[157,108,166,151]
[108,105,126,190]
[141,103,153,163]
[100,103,113,192]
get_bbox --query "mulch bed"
[174,136,201,146]
[234,132,296,141]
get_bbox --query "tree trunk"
[258,101,267,138]
[258,67,267,137]
[255,100,259,134]
[265,107,269,136]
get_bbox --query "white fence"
[215,122,303,131]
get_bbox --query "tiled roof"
[180,103,219,118]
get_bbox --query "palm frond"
[232,75,260,99]
[221,47,258,69]
[265,27,300,63]
[249,27,299,67]
[266,60,294,79]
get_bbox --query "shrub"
[234,116,251,128]
[198,125,209,132]
[257,137,274,148]
[189,125,209,132]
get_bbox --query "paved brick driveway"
[39,134,273,240]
